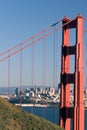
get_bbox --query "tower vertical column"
[60,17,70,130]
[74,15,84,130]
[60,14,84,130]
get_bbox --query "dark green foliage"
[0,97,64,130]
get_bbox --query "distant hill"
[0,97,64,130]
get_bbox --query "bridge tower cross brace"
[60,14,84,130]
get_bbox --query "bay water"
[22,106,87,130]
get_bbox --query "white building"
[49,87,55,96]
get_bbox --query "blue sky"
[0,0,87,87]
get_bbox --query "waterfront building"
[49,87,55,96]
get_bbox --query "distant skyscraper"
[15,88,19,97]
[35,85,37,94]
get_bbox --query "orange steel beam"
[60,16,71,130]
[75,14,84,130]
[60,14,84,130]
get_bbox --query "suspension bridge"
[0,14,87,130]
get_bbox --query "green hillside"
[0,97,64,130]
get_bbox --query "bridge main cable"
[0,20,62,57]
[0,18,76,62]
[0,26,51,57]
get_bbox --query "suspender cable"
[55,34,58,87]
[31,45,34,88]
[20,49,23,106]
[55,31,59,124]
[31,44,34,113]
[42,38,46,87]
[53,29,57,124]
[42,37,46,119]
[53,29,56,88]
[8,50,10,99]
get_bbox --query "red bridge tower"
[60,14,84,130]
